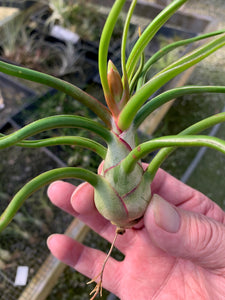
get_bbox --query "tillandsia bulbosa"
[1,0,225,298]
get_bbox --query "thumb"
[144,194,225,272]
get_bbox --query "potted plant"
[0,4,81,77]
[31,0,124,44]
[0,0,225,298]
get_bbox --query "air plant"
[0,0,225,298]
[0,8,79,76]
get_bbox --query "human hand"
[47,168,225,299]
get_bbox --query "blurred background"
[0,1,224,299]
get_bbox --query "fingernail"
[46,234,55,248]
[151,194,181,233]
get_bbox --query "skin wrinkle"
[178,212,225,275]
[177,213,212,263]
[151,258,179,300]
[172,261,187,300]
[195,216,214,256]
[183,265,208,300]
[204,271,225,298]
[192,216,213,259]
[177,191,198,209]
[182,213,204,259]
[153,260,212,300]
[202,222,225,275]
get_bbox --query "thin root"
[87,271,103,299]
[87,228,124,299]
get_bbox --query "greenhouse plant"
[0,0,225,298]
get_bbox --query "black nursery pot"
[0,1,35,9]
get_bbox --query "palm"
[115,228,221,299]
[47,168,225,299]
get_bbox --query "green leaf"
[147,112,225,180]
[121,0,137,89]
[122,135,225,174]
[0,60,112,127]
[126,0,188,82]
[134,85,225,128]
[0,167,99,232]
[98,0,126,105]
[0,115,112,148]
[118,33,225,130]
[138,29,225,87]
[129,51,145,95]
[0,135,107,159]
